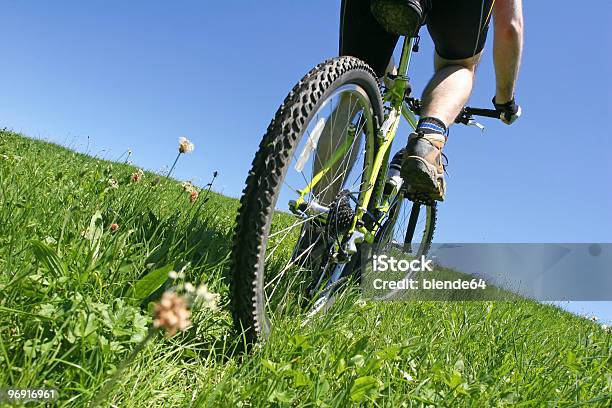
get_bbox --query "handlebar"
[457,106,501,124]
[406,98,502,126]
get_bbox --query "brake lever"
[456,110,486,132]
[467,118,485,132]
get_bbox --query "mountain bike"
[230,35,504,345]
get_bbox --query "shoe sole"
[370,0,421,36]
[402,156,445,201]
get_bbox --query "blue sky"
[1,2,610,319]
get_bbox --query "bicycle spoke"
[268,213,320,239]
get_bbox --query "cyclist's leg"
[420,52,481,126]
[402,0,494,200]
[339,0,398,78]
[420,0,494,126]
[313,0,398,205]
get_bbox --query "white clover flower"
[130,169,144,183]
[178,137,195,154]
[181,180,195,193]
[184,282,195,293]
[196,284,220,311]
[400,370,414,382]
[177,264,188,279]
[168,271,179,280]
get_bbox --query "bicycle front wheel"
[230,57,384,346]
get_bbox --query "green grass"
[0,129,610,407]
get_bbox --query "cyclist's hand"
[493,96,521,125]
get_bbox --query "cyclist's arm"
[492,0,524,104]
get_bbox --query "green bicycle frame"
[293,36,420,242]
[352,37,418,242]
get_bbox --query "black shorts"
[339,0,494,77]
